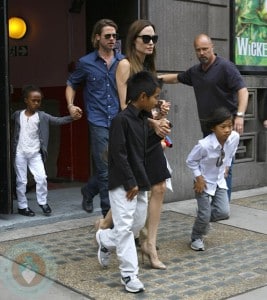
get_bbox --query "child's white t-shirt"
[16,110,40,154]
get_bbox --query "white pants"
[15,152,47,209]
[100,186,148,278]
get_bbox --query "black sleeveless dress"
[142,65,171,185]
[145,127,171,186]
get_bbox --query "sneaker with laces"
[96,229,111,267]
[121,276,145,293]
[191,238,205,251]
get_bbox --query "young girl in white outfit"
[12,85,74,216]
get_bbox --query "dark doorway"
[86,0,139,53]
[0,0,12,214]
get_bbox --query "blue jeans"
[191,187,230,241]
[225,160,233,201]
[83,175,99,198]
[89,124,110,216]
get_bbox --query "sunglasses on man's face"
[137,35,158,44]
[216,148,225,167]
[103,33,118,39]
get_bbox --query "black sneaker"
[81,186,93,213]
[39,204,52,216]
[18,207,35,217]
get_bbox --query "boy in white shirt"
[186,107,240,251]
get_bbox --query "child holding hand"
[12,85,77,217]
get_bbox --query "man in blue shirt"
[66,19,124,216]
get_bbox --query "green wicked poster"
[234,0,267,67]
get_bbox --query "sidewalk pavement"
[0,185,267,299]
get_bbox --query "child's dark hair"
[126,71,160,104]
[22,84,43,99]
[205,107,233,130]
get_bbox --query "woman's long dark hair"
[125,19,157,76]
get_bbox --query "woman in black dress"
[111,19,171,269]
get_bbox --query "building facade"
[1,0,267,213]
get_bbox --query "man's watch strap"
[236,112,245,117]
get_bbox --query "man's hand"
[234,116,244,135]
[68,105,83,120]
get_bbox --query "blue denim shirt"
[67,50,124,128]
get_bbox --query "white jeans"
[100,186,148,278]
[15,152,47,209]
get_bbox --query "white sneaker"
[96,229,111,267]
[191,238,205,251]
[121,275,145,293]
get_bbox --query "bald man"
[159,33,248,200]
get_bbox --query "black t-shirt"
[178,55,246,132]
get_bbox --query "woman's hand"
[159,100,171,117]
[152,100,171,119]
[148,118,171,138]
